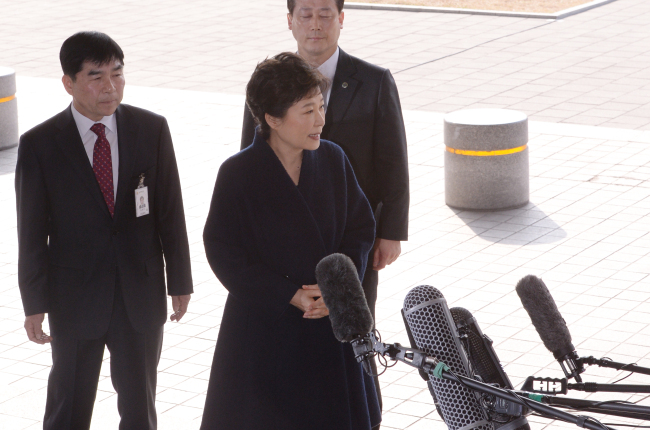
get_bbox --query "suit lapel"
[323,48,359,138]
[54,106,112,219]
[113,104,139,222]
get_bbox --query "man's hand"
[170,295,191,322]
[24,314,51,344]
[372,238,402,271]
[290,285,330,319]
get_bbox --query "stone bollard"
[0,67,19,150]
[444,108,529,211]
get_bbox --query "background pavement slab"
[2,0,649,128]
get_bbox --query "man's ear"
[265,113,283,131]
[287,13,293,30]
[339,11,344,29]
[62,75,74,96]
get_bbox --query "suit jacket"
[15,104,193,339]
[241,48,409,241]
[201,134,379,429]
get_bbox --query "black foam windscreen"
[515,275,574,359]
[451,307,531,430]
[403,285,494,430]
[315,253,374,342]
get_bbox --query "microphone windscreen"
[516,275,574,359]
[450,307,510,388]
[315,253,374,342]
[403,285,493,430]
[450,307,531,430]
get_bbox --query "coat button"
[112,229,119,236]
[342,82,348,88]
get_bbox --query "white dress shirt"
[71,103,119,199]
[318,46,340,109]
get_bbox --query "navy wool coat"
[201,134,381,430]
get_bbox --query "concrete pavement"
[2,0,650,128]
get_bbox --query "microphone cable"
[603,358,640,384]
[363,329,398,377]
[549,395,650,427]
[457,326,478,376]
[527,412,611,430]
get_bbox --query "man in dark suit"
[15,31,193,430]
[241,0,409,414]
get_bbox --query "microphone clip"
[557,351,585,382]
[351,334,376,362]
[351,332,440,376]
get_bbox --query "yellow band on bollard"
[0,94,16,104]
[446,144,527,157]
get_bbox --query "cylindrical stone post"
[0,67,19,150]
[444,108,529,211]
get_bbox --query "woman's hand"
[290,284,330,319]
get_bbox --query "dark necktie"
[90,123,115,217]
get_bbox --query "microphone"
[450,307,512,390]
[403,285,494,430]
[315,267,615,430]
[515,275,584,382]
[315,253,374,342]
[450,307,530,430]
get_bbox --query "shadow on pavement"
[456,202,567,245]
[0,147,17,176]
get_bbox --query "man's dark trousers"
[44,278,163,430]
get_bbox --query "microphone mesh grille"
[404,285,493,430]
[450,307,503,387]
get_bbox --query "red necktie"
[90,123,115,217]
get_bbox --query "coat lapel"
[113,104,139,222]
[54,106,112,219]
[323,48,359,138]
[249,136,328,265]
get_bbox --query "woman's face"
[267,90,325,151]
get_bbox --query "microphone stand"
[519,392,650,421]
[569,382,650,393]
[580,356,650,377]
[524,355,650,395]
[351,333,618,430]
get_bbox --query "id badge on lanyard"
[135,173,150,217]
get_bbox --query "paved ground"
[3,0,650,129]
[1,1,650,429]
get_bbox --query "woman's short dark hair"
[287,0,344,14]
[246,52,327,140]
[60,31,124,80]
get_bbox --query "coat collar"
[54,104,139,222]
[249,133,328,261]
[323,48,359,137]
[70,102,118,140]
[250,132,309,192]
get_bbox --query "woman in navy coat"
[200,53,381,429]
